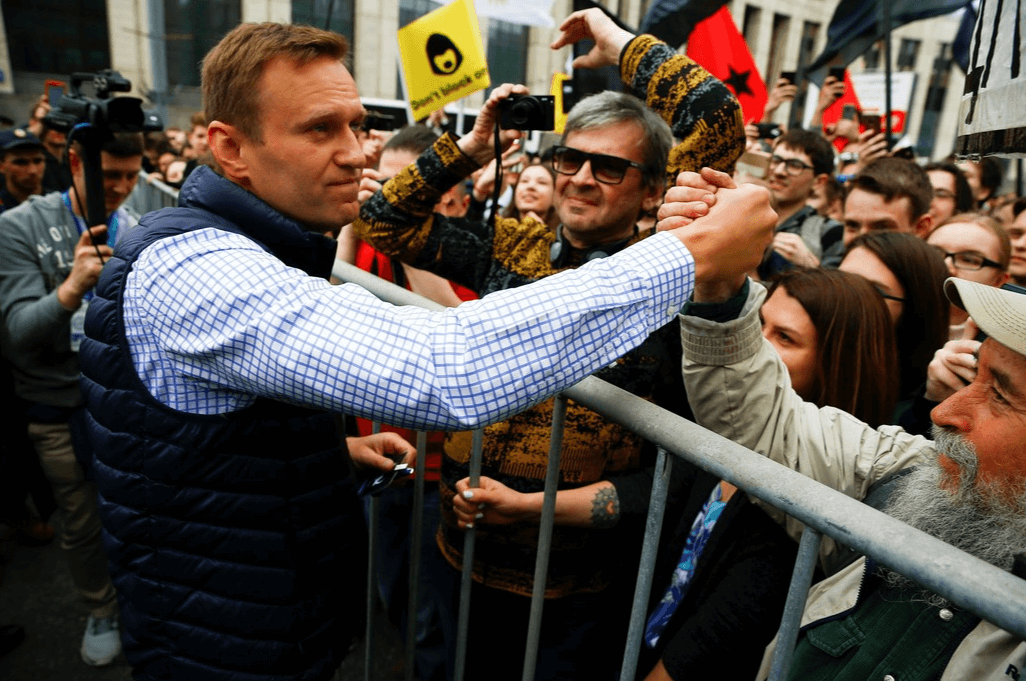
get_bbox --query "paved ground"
[0,523,407,681]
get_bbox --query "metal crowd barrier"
[125,171,179,215]
[333,260,1026,681]
[128,173,1026,679]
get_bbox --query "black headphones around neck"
[549,224,638,268]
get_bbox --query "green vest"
[788,571,979,681]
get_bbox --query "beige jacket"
[679,280,1026,680]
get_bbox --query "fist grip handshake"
[658,168,776,300]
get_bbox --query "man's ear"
[642,183,663,213]
[913,212,934,240]
[207,121,249,186]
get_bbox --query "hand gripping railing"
[335,260,1026,681]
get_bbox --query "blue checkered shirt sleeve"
[122,228,694,431]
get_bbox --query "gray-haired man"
[355,8,745,679]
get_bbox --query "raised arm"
[552,8,745,179]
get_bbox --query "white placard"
[956,0,1026,157]
[475,0,554,27]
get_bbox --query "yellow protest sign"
[397,0,491,119]
[550,72,569,134]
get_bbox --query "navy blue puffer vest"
[80,168,364,681]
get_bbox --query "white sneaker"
[80,614,121,666]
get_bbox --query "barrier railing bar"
[404,431,428,681]
[332,261,1026,666]
[767,527,822,681]
[557,374,1026,640]
[363,421,383,681]
[521,394,568,681]
[127,172,179,215]
[454,428,485,681]
[619,446,674,681]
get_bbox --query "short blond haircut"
[201,23,348,142]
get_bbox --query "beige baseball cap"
[944,278,1026,356]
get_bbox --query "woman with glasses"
[925,213,1011,340]
[838,232,950,428]
[641,268,898,681]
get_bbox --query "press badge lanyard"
[62,191,119,352]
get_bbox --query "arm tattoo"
[590,486,620,528]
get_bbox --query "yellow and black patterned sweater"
[355,35,744,599]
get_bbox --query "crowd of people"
[0,7,1025,681]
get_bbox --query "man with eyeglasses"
[760,129,842,274]
[356,8,745,679]
[926,215,1011,340]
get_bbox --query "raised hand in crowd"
[924,320,981,403]
[359,129,391,170]
[809,75,845,129]
[456,83,527,165]
[823,118,860,146]
[551,7,635,70]
[658,168,776,297]
[56,225,112,310]
[762,77,797,122]
[471,140,521,203]
[27,94,50,138]
[839,129,889,175]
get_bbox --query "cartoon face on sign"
[426,33,463,75]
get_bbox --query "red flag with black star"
[685,6,767,123]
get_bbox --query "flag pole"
[790,27,813,131]
[882,0,893,148]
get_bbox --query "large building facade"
[0,0,967,160]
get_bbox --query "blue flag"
[952,4,977,72]
[807,0,969,84]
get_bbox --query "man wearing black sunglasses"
[356,8,751,679]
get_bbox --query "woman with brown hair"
[501,161,559,231]
[763,268,900,427]
[839,231,950,410]
[642,268,899,681]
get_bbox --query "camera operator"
[0,130,143,667]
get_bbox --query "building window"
[3,0,110,75]
[399,0,441,28]
[742,4,762,55]
[766,13,790,86]
[397,0,442,98]
[165,0,241,89]
[915,42,953,157]
[486,19,529,94]
[792,21,819,118]
[292,0,355,43]
[897,38,921,71]
[863,41,882,70]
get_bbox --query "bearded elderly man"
[662,168,1026,681]
[77,20,773,681]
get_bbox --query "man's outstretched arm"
[129,185,773,432]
